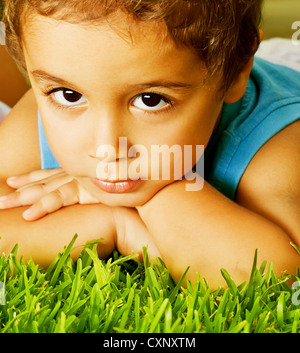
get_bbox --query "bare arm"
[236,120,300,243]
[0,178,117,265]
[137,179,300,288]
[0,89,41,178]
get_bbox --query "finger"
[16,173,73,195]
[19,173,73,192]
[6,168,64,189]
[0,185,47,209]
[22,181,80,221]
[0,174,74,209]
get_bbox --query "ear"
[224,56,254,104]
[224,29,264,104]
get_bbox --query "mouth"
[91,178,142,194]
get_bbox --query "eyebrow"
[30,69,197,92]
[30,70,82,91]
[127,81,196,92]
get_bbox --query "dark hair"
[2,0,263,91]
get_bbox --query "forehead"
[22,12,208,90]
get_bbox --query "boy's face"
[23,13,224,207]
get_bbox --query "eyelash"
[42,87,82,112]
[42,87,176,115]
[132,92,175,116]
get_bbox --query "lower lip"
[91,179,142,194]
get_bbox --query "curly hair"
[1,0,263,91]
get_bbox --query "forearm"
[0,202,116,267]
[137,180,300,288]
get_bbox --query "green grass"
[0,234,300,333]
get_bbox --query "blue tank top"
[38,57,300,200]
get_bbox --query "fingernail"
[0,196,8,209]
[7,176,17,183]
[23,208,33,219]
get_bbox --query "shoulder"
[236,120,300,241]
[0,89,41,179]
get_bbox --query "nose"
[88,107,128,163]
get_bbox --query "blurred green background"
[262,0,300,38]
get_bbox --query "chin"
[76,177,166,208]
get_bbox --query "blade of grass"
[168,267,190,303]
[149,298,169,333]
[85,248,110,291]
[50,234,78,286]
[67,258,83,309]
[221,269,238,296]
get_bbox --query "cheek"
[42,119,84,170]
[185,103,223,147]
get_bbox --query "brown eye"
[63,89,83,103]
[133,93,169,111]
[53,89,87,106]
[141,93,163,107]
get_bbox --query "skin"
[0,12,299,288]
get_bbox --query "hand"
[0,168,99,221]
[113,206,161,263]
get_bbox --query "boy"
[0,0,299,288]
